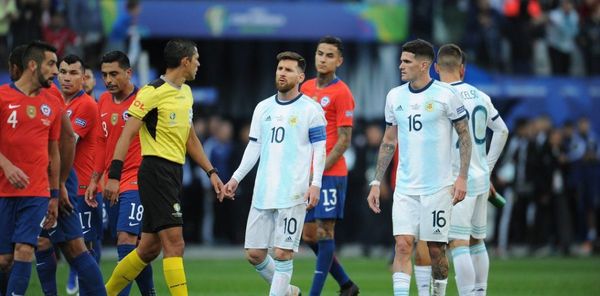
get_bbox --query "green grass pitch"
[26,256,600,295]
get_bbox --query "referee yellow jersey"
[128,77,193,165]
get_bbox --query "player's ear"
[459,64,465,79]
[27,59,38,72]
[298,72,305,84]
[126,68,133,79]
[337,56,343,67]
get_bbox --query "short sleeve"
[384,91,397,126]
[335,87,355,127]
[248,103,264,143]
[128,85,158,120]
[445,89,467,122]
[72,100,98,139]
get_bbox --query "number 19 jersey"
[385,80,467,196]
[450,82,500,195]
[249,94,326,209]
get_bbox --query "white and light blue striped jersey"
[249,93,326,209]
[450,81,500,196]
[385,80,467,196]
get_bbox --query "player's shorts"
[74,194,103,242]
[392,186,453,243]
[40,169,83,243]
[138,156,183,233]
[0,197,49,253]
[244,204,306,252]
[449,192,488,240]
[305,176,347,222]
[107,190,143,238]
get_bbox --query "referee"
[103,39,228,296]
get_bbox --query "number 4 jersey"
[385,80,467,196]
[248,93,326,209]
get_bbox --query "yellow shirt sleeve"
[128,85,159,120]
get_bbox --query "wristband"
[369,180,381,187]
[50,189,59,199]
[206,168,219,178]
[108,159,124,181]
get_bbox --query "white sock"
[270,259,293,296]
[392,272,410,296]
[255,254,275,284]
[414,265,432,296]
[451,246,475,296]
[470,242,489,296]
[432,278,448,296]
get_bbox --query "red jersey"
[0,84,62,197]
[300,78,355,176]
[95,88,141,192]
[65,90,98,195]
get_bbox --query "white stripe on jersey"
[249,94,326,209]
[450,81,500,195]
[385,80,467,196]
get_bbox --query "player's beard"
[275,79,295,93]
[37,70,52,88]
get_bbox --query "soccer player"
[366,39,472,296]
[223,51,326,296]
[85,50,155,296]
[0,41,61,296]
[83,64,97,97]
[433,44,508,296]
[300,36,359,296]
[36,53,106,296]
[103,39,226,296]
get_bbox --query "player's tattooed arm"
[373,125,398,182]
[453,117,471,178]
[324,126,352,170]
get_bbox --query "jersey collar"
[408,79,434,94]
[275,93,302,105]
[450,81,464,86]
[113,85,138,103]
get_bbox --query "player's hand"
[304,185,320,210]
[43,197,59,229]
[85,180,99,208]
[58,183,74,216]
[210,174,230,202]
[489,182,497,200]
[1,162,29,189]
[452,176,467,205]
[367,185,381,213]
[223,179,239,199]
[104,178,120,206]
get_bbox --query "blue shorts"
[107,190,143,238]
[0,197,49,254]
[305,176,347,222]
[40,169,83,243]
[74,194,103,242]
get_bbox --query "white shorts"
[449,192,489,240]
[244,204,306,252]
[392,186,453,243]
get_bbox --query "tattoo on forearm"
[325,127,352,170]
[374,143,395,182]
[454,118,471,178]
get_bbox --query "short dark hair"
[164,39,197,69]
[276,51,306,72]
[318,35,344,56]
[437,44,465,70]
[60,54,84,71]
[22,40,57,70]
[8,44,28,71]
[100,51,131,69]
[402,39,435,62]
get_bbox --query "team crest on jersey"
[27,105,36,118]
[320,96,330,107]
[288,115,298,127]
[172,203,182,218]
[425,101,434,112]
[122,111,130,121]
[40,104,51,117]
[169,112,176,120]
[111,113,119,125]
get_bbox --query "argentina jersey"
[249,94,326,209]
[385,80,467,196]
[450,82,500,195]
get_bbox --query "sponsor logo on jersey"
[40,104,51,116]
[345,110,353,118]
[133,100,144,111]
[27,105,36,118]
[410,103,420,110]
[111,113,119,125]
[75,118,87,127]
[172,203,182,218]
[320,96,330,107]
[169,112,176,120]
[285,236,293,242]
[41,119,51,126]
[265,115,272,121]
[433,228,441,234]
[396,105,403,111]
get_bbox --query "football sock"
[451,247,475,296]
[392,272,410,296]
[117,244,135,296]
[255,254,275,284]
[308,242,351,286]
[106,249,146,296]
[414,265,431,296]
[432,278,448,296]
[470,242,489,296]
[163,257,187,296]
[7,260,31,296]
[310,239,334,296]
[270,259,293,296]
[71,251,106,295]
[35,247,57,296]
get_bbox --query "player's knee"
[469,236,483,246]
[272,248,293,261]
[0,255,13,272]
[394,237,413,257]
[117,231,139,246]
[13,243,35,261]
[37,236,52,251]
[302,223,317,244]
[138,245,161,263]
[427,242,445,260]
[162,239,185,257]
[316,220,335,240]
[245,249,266,266]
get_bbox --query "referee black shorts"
[138,156,184,233]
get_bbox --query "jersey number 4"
[7,110,18,128]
